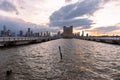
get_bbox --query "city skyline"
[0,0,120,36]
[0,25,51,37]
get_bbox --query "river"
[0,39,120,80]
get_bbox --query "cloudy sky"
[0,0,120,36]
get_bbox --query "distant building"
[57,31,62,38]
[63,26,73,38]
[46,31,50,37]
[1,25,12,37]
[86,33,89,37]
[1,31,4,37]
[19,30,23,37]
[39,32,43,37]
[43,32,46,37]
[81,31,84,36]
[74,32,80,38]
[7,29,11,36]
[26,28,32,37]
[2,25,7,37]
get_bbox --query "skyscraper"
[2,25,7,37]
[26,28,31,37]
[81,30,84,36]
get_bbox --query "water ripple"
[0,39,120,80]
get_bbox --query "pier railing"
[80,36,120,44]
[0,36,56,46]
[0,37,51,42]
[84,36,120,40]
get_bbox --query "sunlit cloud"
[91,0,120,28]
[0,0,120,35]
[0,0,65,25]
[49,0,104,29]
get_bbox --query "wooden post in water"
[59,46,62,60]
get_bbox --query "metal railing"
[0,37,50,42]
[85,36,120,40]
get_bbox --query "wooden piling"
[59,46,62,60]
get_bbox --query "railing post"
[14,38,15,41]
[3,37,4,41]
[9,38,10,41]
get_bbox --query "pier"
[79,36,120,44]
[0,36,57,47]
[1,36,120,47]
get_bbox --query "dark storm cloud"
[50,0,110,29]
[0,0,18,14]
[94,26,120,32]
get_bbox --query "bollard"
[59,46,62,60]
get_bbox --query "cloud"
[50,18,93,29]
[50,0,110,29]
[0,0,18,14]
[65,0,101,19]
[0,16,57,34]
[93,26,120,32]
[65,0,72,3]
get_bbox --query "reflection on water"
[0,39,120,80]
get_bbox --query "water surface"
[0,39,120,80]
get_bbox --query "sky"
[0,0,120,36]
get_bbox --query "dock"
[0,36,57,47]
[79,36,120,44]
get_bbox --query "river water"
[0,39,120,80]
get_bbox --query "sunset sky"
[0,0,120,36]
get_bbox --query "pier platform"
[79,36,120,45]
[0,37,56,47]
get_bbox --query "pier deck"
[80,36,120,44]
[0,37,55,46]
